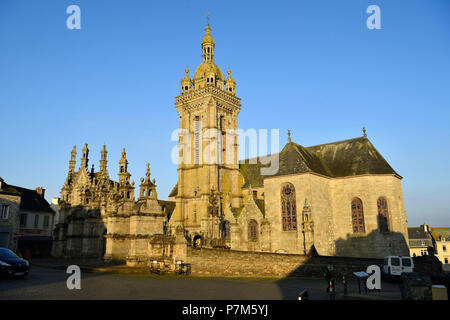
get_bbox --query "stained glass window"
[377,197,389,232]
[281,183,297,231]
[248,219,258,240]
[351,198,365,233]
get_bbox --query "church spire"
[118,148,130,185]
[202,20,215,63]
[80,143,89,168]
[100,144,108,173]
[225,67,236,95]
[180,66,192,93]
[69,145,76,172]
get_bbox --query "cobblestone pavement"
[0,265,402,300]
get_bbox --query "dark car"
[0,248,30,278]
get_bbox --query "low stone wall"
[186,247,382,277]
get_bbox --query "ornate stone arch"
[281,183,297,231]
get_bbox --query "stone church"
[53,23,410,261]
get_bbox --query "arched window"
[281,183,297,231]
[351,198,365,233]
[377,197,390,232]
[248,219,258,241]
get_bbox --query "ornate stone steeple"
[180,66,192,93]
[192,22,225,90]
[139,163,158,200]
[225,68,236,95]
[80,143,89,169]
[100,144,108,174]
[69,145,77,172]
[202,23,215,63]
[118,148,130,185]
[170,21,242,240]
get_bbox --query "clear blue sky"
[0,0,449,227]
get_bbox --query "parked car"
[382,256,414,278]
[0,248,30,278]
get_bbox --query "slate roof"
[0,180,22,196]
[167,136,398,199]
[254,199,265,216]
[0,180,54,213]
[239,136,400,187]
[408,227,431,240]
[430,227,450,241]
[158,200,176,220]
[168,183,178,197]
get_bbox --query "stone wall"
[0,193,21,251]
[52,206,106,259]
[262,172,409,258]
[186,247,385,277]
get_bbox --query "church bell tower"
[169,22,242,243]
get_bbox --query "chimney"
[35,187,45,198]
[0,177,3,190]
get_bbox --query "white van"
[382,256,414,277]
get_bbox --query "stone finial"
[80,143,89,168]
[146,163,151,181]
[71,145,77,160]
[363,127,367,138]
[288,129,292,143]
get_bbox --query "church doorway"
[193,235,202,248]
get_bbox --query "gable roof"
[158,200,176,220]
[0,182,54,214]
[0,180,22,196]
[430,227,450,241]
[168,183,178,197]
[239,136,400,187]
[408,227,431,240]
[307,137,399,178]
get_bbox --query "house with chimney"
[0,177,55,257]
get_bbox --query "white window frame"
[0,205,9,220]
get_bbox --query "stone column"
[173,226,187,263]
[230,223,241,250]
[260,220,271,252]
